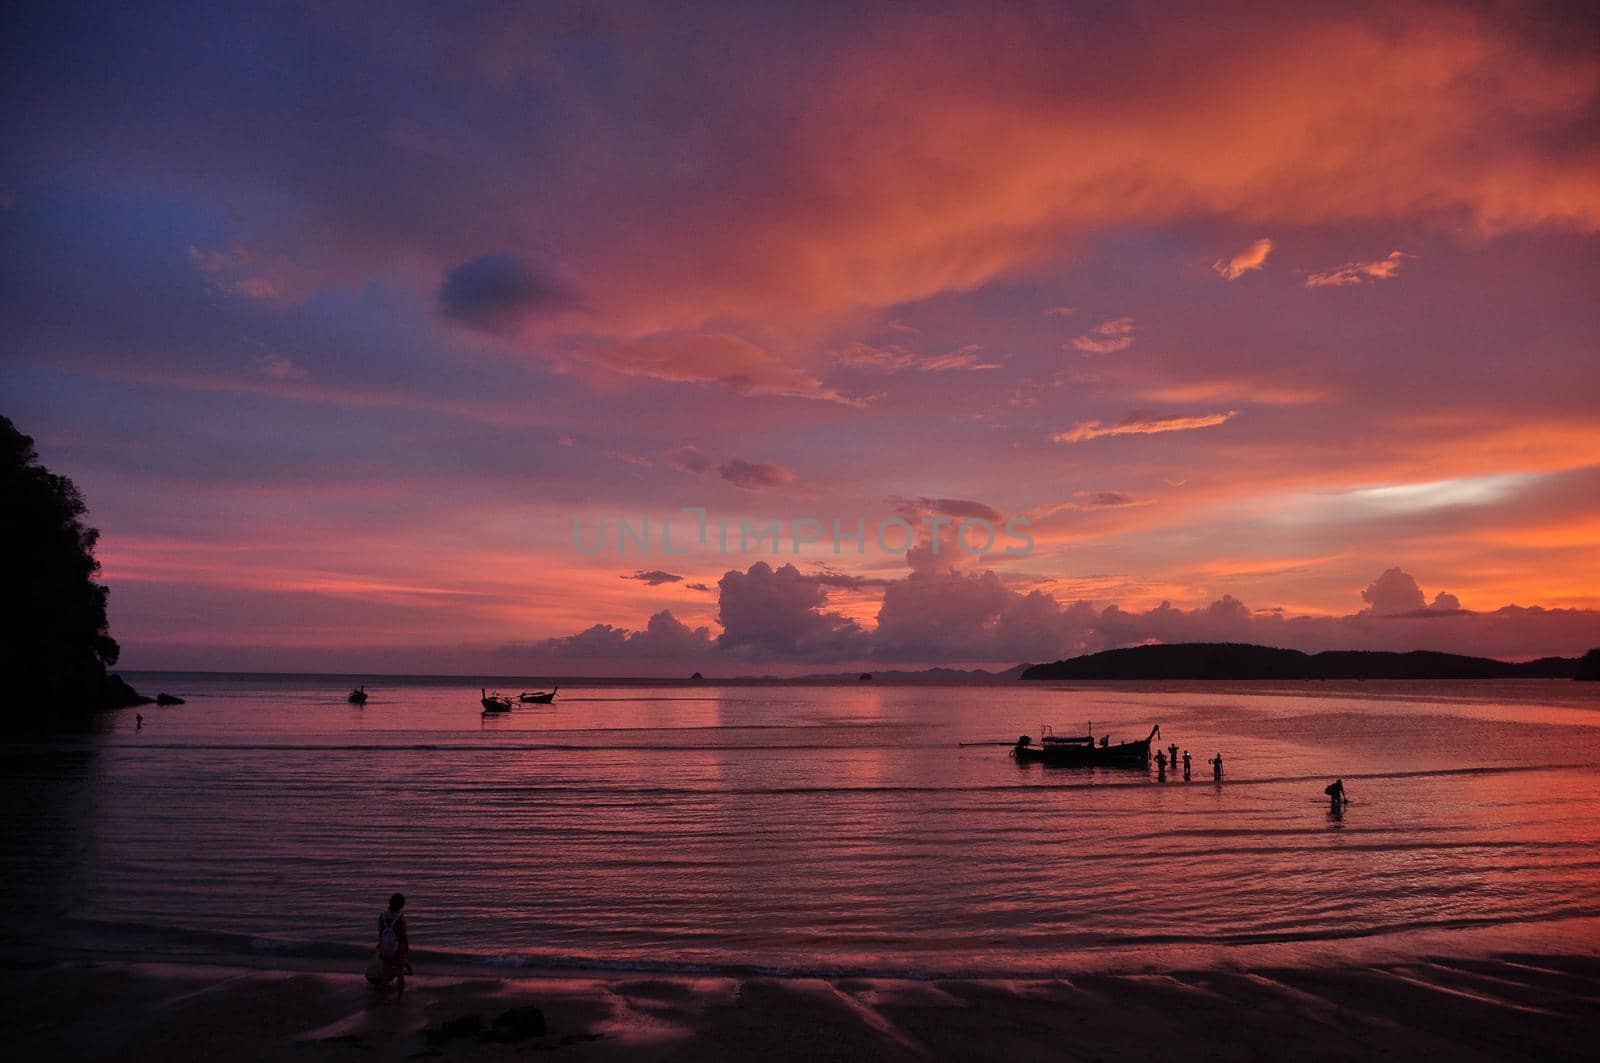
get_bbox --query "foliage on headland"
[0,414,148,713]
[1576,649,1600,682]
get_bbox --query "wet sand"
[4,951,1597,1061]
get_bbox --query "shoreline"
[5,947,1598,1061]
[15,911,1600,985]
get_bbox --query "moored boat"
[519,686,557,704]
[1012,724,1159,766]
[347,686,368,705]
[481,688,513,713]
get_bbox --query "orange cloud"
[1306,250,1409,287]
[1136,378,1327,406]
[1070,317,1138,355]
[1212,237,1274,280]
[573,6,1599,334]
[1054,410,1240,444]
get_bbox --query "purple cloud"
[718,457,794,491]
[438,254,575,333]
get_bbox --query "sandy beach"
[5,950,1597,1061]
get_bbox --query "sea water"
[2,676,1598,976]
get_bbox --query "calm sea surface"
[3,675,1599,976]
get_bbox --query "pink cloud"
[1212,237,1273,280]
[667,444,712,475]
[835,341,1000,374]
[717,457,795,491]
[576,333,861,405]
[1070,317,1137,355]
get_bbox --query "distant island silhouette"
[1,414,149,715]
[1020,642,1590,681]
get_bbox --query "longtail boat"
[519,686,557,704]
[481,688,513,713]
[1012,724,1159,766]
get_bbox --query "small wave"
[28,908,1600,983]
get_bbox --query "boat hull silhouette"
[1013,725,1158,767]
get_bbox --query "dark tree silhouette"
[0,415,146,711]
[1577,649,1600,682]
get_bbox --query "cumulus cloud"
[1306,251,1409,287]
[530,563,1600,666]
[1361,566,1427,614]
[437,253,576,333]
[1054,410,1239,444]
[1212,237,1274,280]
[578,332,860,404]
[718,457,795,490]
[1362,567,1468,616]
[532,610,714,659]
[622,570,684,586]
[1070,317,1137,354]
[714,561,868,660]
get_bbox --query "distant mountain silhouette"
[1,414,148,715]
[798,664,1031,682]
[1020,642,1581,680]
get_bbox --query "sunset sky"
[3,1,1598,673]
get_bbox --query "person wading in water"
[367,893,412,995]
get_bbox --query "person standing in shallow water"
[1211,753,1224,780]
[1168,743,1178,770]
[1326,778,1348,814]
[1182,750,1192,780]
[371,893,411,995]
[1155,750,1168,781]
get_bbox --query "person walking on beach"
[368,893,411,996]
[135,712,143,731]
[1182,750,1192,780]
[1211,753,1224,781]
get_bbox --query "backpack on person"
[379,911,402,958]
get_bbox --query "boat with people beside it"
[519,686,557,704]
[1012,724,1160,767]
[480,688,513,713]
